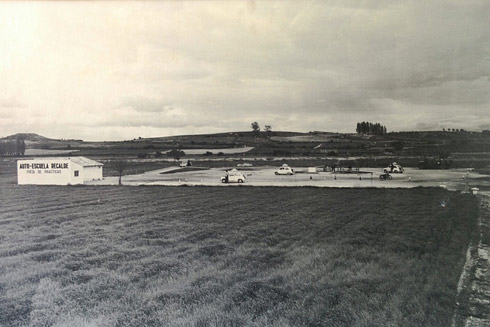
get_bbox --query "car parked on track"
[384,162,404,173]
[275,164,294,175]
[237,163,253,167]
[221,169,247,183]
[179,160,192,168]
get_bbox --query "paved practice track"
[88,167,488,190]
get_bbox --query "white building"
[17,157,103,185]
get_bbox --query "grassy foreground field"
[0,185,478,327]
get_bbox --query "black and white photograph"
[1,1,490,326]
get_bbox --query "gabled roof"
[69,157,103,167]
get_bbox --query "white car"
[384,163,404,173]
[237,163,253,167]
[179,160,192,168]
[221,170,247,183]
[275,165,294,175]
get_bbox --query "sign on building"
[17,157,103,185]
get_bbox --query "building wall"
[68,162,84,185]
[18,159,74,185]
[83,166,103,181]
[17,158,100,185]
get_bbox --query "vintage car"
[275,164,294,175]
[383,162,404,173]
[221,169,247,183]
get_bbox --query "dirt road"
[452,191,490,327]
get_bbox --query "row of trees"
[443,128,468,132]
[0,138,26,156]
[251,122,272,136]
[356,122,387,135]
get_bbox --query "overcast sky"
[1,1,489,141]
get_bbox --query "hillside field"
[0,184,479,327]
[3,130,490,170]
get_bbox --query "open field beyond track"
[0,185,478,326]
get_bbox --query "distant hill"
[2,133,54,142]
[1,134,87,157]
[140,131,306,142]
[2,133,86,142]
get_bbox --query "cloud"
[119,97,175,114]
[0,96,25,108]
[0,1,489,140]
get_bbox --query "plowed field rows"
[0,184,479,327]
